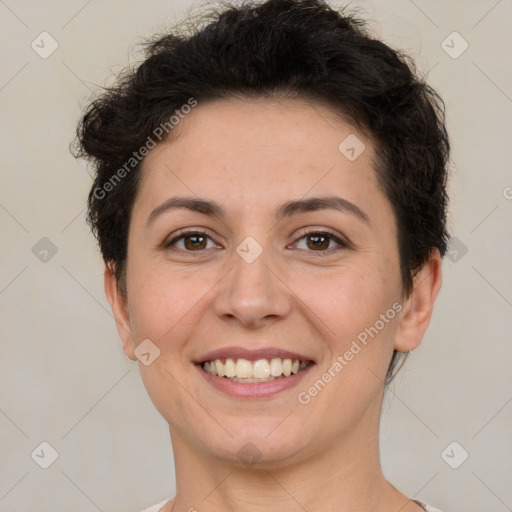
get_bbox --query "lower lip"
[195,363,315,398]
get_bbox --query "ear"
[394,249,443,353]
[104,264,137,361]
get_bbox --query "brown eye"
[165,230,216,251]
[182,233,208,250]
[294,231,347,253]
[306,234,330,250]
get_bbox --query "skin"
[104,97,442,512]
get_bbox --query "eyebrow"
[146,195,370,228]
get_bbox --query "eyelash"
[163,229,349,255]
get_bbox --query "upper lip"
[194,346,315,364]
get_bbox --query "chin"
[203,419,313,468]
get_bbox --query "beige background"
[1,0,511,511]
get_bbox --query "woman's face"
[110,97,426,467]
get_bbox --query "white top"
[138,499,444,511]
[139,500,170,512]
[414,500,444,512]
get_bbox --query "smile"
[195,357,315,398]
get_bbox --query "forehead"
[137,97,381,205]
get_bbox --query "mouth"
[193,347,315,398]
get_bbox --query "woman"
[73,0,449,510]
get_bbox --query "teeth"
[215,359,226,377]
[202,357,309,380]
[235,359,253,378]
[253,359,270,379]
[225,358,236,377]
[270,358,282,377]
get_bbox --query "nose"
[213,247,292,329]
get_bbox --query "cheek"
[304,259,401,384]
[126,258,207,344]
[308,262,398,333]
[126,268,204,420]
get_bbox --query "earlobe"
[104,264,137,361]
[394,249,443,353]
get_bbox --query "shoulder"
[137,499,171,512]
